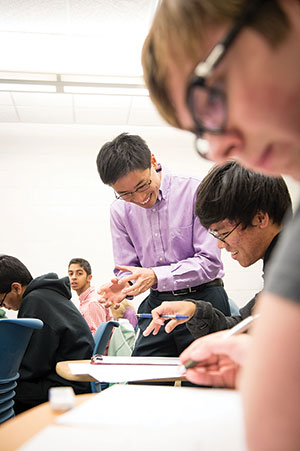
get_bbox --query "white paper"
[69,356,182,382]
[19,385,246,451]
[58,384,244,427]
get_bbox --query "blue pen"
[137,313,189,319]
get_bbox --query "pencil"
[179,313,260,373]
[137,313,189,319]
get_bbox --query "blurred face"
[209,219,267,268]
[68,264,91,295]
[168,1,300,180]
[112,165,162,209]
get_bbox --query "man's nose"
[134,191,149,202]
[217,240,225,249]
[204,131,244,164]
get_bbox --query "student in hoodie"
[0,255,94,414]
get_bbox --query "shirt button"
[159,257,163,261]
[163,286,166,289]
[152,208,156,212]
[154,233,158,237]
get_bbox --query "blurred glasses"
[186,0,269,159]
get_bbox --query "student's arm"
[240,292,300,451]
[143,297,255,337]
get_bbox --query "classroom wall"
[1,122,299,318]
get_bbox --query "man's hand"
[116,265,157,296]
[180,331,251,388]
[143,301,196,336]
[98,278,128,308]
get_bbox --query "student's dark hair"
[0,255,33,293]
[68,258,92,276]
[196,161,292,229]
[96,133,152,185]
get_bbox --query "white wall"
[1,123,299,317]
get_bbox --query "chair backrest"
[90,320,119,393]
[93,320,119,356]
[0,318,44,380]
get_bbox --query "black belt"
[151,278,224,297]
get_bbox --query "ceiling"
[0,0,167,127]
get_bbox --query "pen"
[179,313,260,373]
[137,313,189,319]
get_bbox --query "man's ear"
[11,282,23,295]
[88,274,92,283]
[255,211,270,229]
[151,153,157,169]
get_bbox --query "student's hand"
[143,301,196,336]
[98,278,128,308]
[116,265,157,296]
[180,331,251,388]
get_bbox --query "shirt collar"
[157,165,171,202]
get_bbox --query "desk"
[0,393,94,451]
[56,360,95,382]
[5,385,246,451]
[56,360,187,385]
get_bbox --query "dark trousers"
[133,284,229,357]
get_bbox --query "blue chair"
[0,318,43,423]
[91,320,119,393]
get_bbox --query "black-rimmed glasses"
[186,0,269,158]
[0,291,9,307]
[114,169,152,201]
[209,223,240,244]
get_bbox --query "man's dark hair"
[0,255,33,293]
[196,161,292,229]
[96,133,152,185]
[68,258,92,276]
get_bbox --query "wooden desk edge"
[0,393,95,451]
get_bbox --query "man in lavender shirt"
[96,133,229,357]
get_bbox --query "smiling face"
[167,1,300,179]
[112,165,162,209]
[68,264,91,295]
[209,214,276,268]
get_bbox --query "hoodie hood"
[23,273,71,300]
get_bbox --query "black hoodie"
[15,273,94,413]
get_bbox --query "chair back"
[0,318,43,423]
[0,318,44,380]
[91,320,119,393]
[93,320,119,356]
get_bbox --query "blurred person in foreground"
[142,0,300,449]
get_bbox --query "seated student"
[144,162,292,338]
[0,255,94,414]
[110,299,138,330]
[68,258,112,336]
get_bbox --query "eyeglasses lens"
[191,86,226,133]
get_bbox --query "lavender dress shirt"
[110,166,224,293]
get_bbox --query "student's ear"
[11,282,23,296]
[255,211,270,229]
[88,274,92,283]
